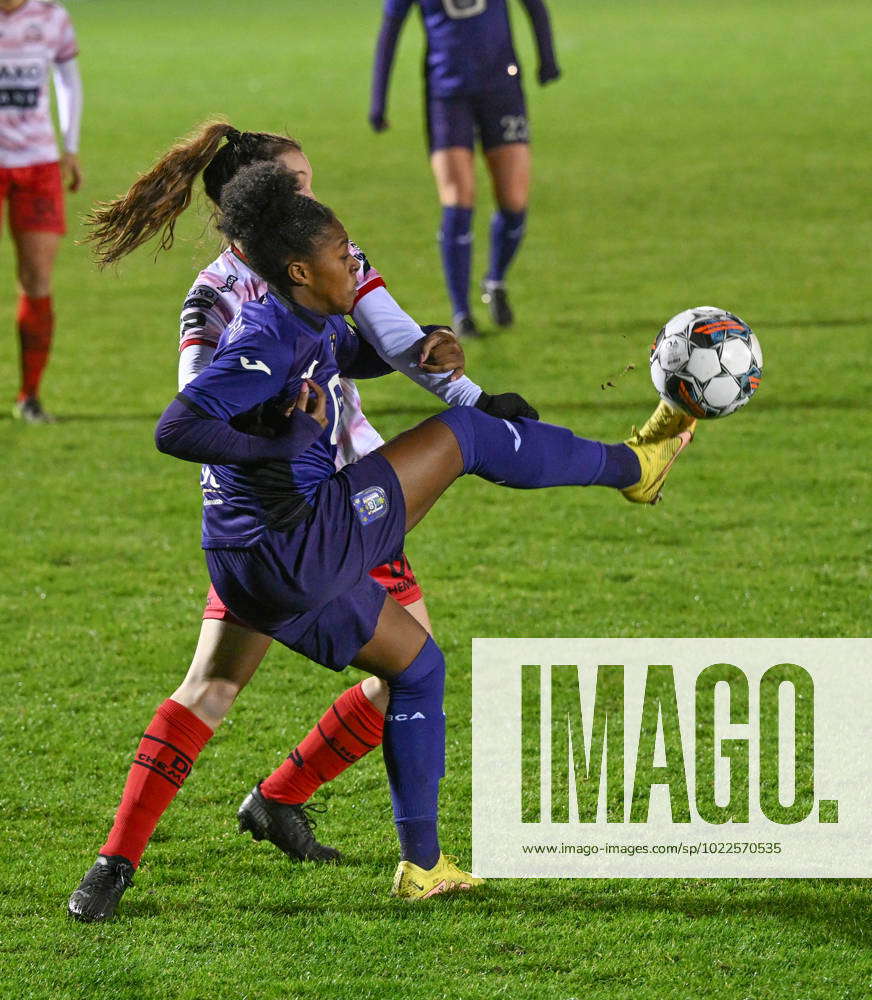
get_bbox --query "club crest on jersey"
[352,486,389,525]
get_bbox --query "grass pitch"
[1,1,870,998]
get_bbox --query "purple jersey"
[387,0,520,97]
[180,293,376,549]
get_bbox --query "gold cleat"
[634,399,696,442]
[391,853,484,901]
[621,428,694,505]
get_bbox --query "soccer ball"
[649,306,762,418]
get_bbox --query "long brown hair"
[86,120,302,267]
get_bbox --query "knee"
[389,636,446,695]
[171,676,241,729]
[432,405,486,474]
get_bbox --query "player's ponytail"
[86,120,302,267]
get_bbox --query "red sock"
[17,295,53,401]
[101,699,213,867]
[260,682,384,805]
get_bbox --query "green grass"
[1,1,870,997]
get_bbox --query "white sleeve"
[178,342,216,391]
[52,58,83,155]
[352,285,483,407]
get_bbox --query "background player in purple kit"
[370,0,560,338]
[132,163,691,901]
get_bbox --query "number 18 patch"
[352,486,389,525]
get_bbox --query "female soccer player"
[370,0,560,337]
[1,0,82,422]
[68,123,539,922]
[146,164,691,900]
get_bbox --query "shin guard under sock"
[382,637,446,869]
[435,406,641,490]
[486,208,526,284]
[17,295,53,400]
[100,699,213,867]
[260,682,385,804]
[438,206,473,318]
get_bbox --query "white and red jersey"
[0,0,77,167]
[178,243,387,468]
[178,240,483,469]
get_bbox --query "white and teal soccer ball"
[650,306,763,419]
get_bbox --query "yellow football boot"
[621,427,694,505]
[391,854,484,901]
[635,399,697,442]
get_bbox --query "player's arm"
[352,283,537,418]
[369,0,414,132]
[52,58,83,191]
[517,0,561,84]
[156,314,323,465]
[177,282,236,389]
[335,322,396,379]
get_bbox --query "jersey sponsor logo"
[240,356,272,375]
[384,712,427,722]
[351,485,389,525]
[0,62,42,108]
[200,465,224,505]
[183,285,219,310]
[301,359,320,380]
[217,275,238,293]
[0,65,42,82]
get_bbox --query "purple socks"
[439,205,473,318]
[434,408,641,490]
[383,636,446,870]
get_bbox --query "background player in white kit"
[0,0,82,422]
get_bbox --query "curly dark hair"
[218,161,337,288]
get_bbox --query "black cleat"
[452,313,481,340]
[68,855,134,922]
[237,784,341,863]
[481,282,514,327]
[13,396,56,423]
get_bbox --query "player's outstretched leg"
[378,404,692,532]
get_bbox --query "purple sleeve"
[370,4,412,126]
[334,322,394,379]
[518,0,560,82]
[155,395,323,466]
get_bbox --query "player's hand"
[418,325,465,381]
[538,63,561,86]
[290,379,328,429]
[369,110,389,132]
[61,152,83,192]
[475,391,539,421]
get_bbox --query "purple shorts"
[426,81,529,153]
[205,451,406,670]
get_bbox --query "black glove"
[475,391,539,421]
[538,63,561,85]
